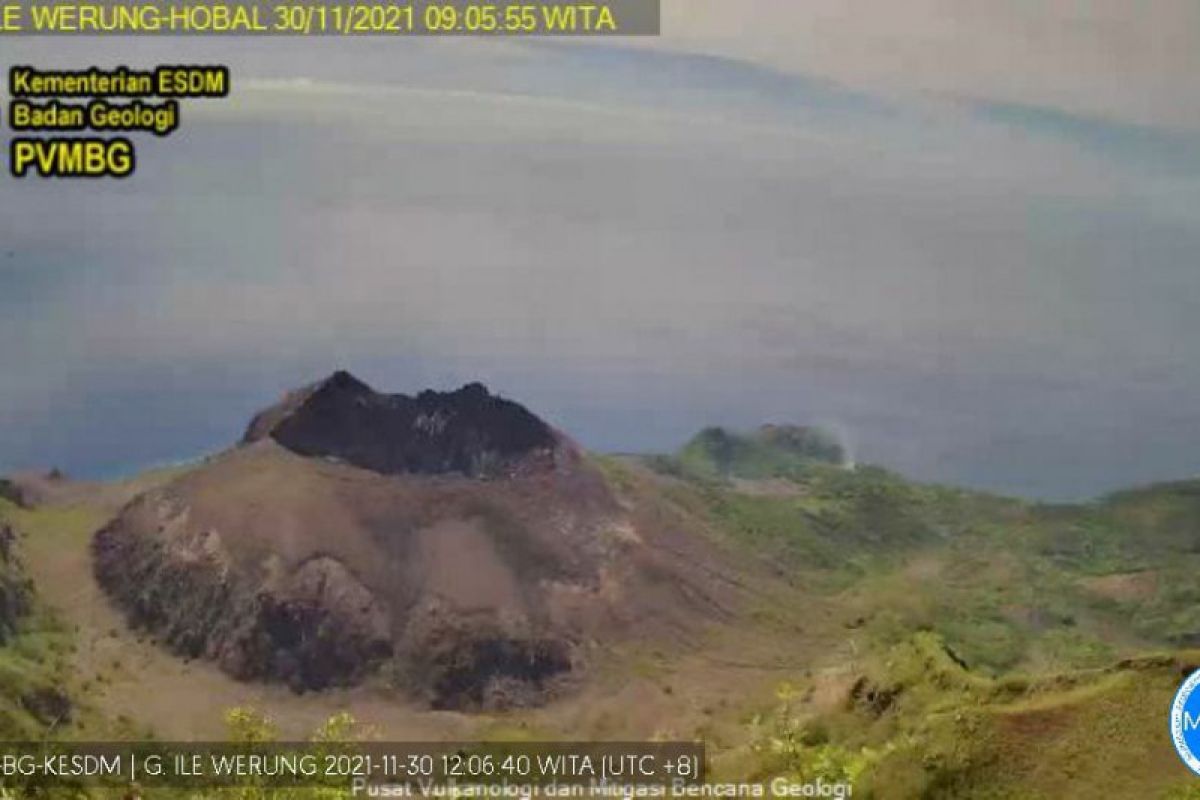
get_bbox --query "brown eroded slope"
[92,373,734,709]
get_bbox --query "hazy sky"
[2,6,1200,499]
[659,0,1200,130]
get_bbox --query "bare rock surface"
[242,371,561,478]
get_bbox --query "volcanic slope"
[92,372,735,708]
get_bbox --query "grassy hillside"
[642,441,1200,671]
[0,499,73,739]
[0,438,1197,797]
[624,433,1200,796]
[733,632,1196,799]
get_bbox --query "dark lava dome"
[242,371,560,478]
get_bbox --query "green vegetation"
[3,434,1200,797]
[694,463,973,567]
[0,500,73,739]
[660,424,845,482]
[643,450,1200,675]
[0,615,73,739]
[741,633,1196,798]
[639,438,1200,796]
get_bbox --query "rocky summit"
[241,371,562,478]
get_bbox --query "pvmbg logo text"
[1171,669,1200,774]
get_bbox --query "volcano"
[92,372,725,708]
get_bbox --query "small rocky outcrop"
[0,481,22,508]
[20,686,71,726]
[0,469,71,509]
